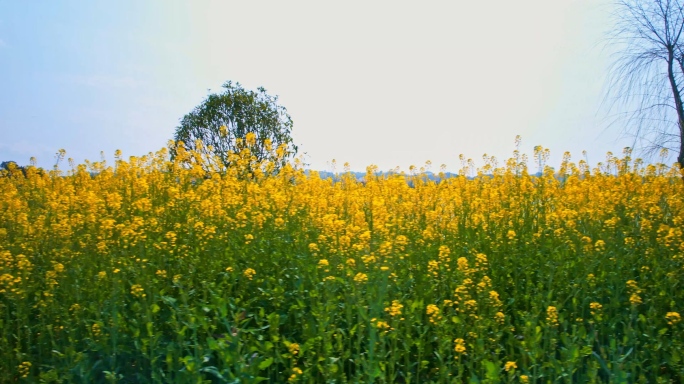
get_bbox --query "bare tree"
[605,0,684,168]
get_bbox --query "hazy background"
[0,1,642,172]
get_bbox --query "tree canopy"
[171,81,297,174]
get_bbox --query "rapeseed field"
[0,142,683,382]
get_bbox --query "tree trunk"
[666,50,684,173]
[678,133,684,174]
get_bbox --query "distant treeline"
[2,159,551,184]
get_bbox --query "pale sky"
[0,1,645,172]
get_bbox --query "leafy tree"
[171,81,297,173]
[0,160,26,177]
[605,0,684,168]
[0,160,18,170]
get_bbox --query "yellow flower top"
[666,312,681,325]
[504,361,517,372]
[546,306,559,327]
[385,300,404,317]
[243,268,256,280]
[353,272,367,283]
[454,338,466,354]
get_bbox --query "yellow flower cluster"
[594,240,606,252]
[372,318,391,332]
[243,268,256,280]
[626,280,643,305]
[426,304,442,324]
[587,274,596,287]
[666,312,681,325]
[0,273,22,295]
[427,260,440,277]
[454,338,466,354]
[18,361,31,378]
[504,361,517,372]
[288,342,300,356]
[130,284,146,298]
[488,290,502,308]
[385,300,403,317]
[353,272,367,283]
[288,367,302,382]
[546,306,559,327]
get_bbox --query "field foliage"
[1,143,683,383]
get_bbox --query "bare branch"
[603,0,684,166]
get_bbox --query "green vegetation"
[0,146,683,383]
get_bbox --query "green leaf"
[484,359,499,380]
[258,357,274,369]
[161,296,177,306]
[200,366,225,380]
[207,337,219,350]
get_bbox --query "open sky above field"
[0,1,651,172]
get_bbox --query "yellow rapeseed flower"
[426,304,442,323]
[288,342,300,355]
[18,361,31,378]
[504,361,517,372]
[353,272,367,283]
[130,284,146,298]
[92,323,102,337]
[457,257,469,273]
[666,312,681,325]
[243,268,256,280]
[372,318,391,331]
[385,300,403,317]
[245,132,256,146]
[454,338,466,354]
[288,367,303,382]
[594,240,606,251]
[546,306,559,327]
[427,260,440,277]
[464,299,478,312]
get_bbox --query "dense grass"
[0,145,683,383]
